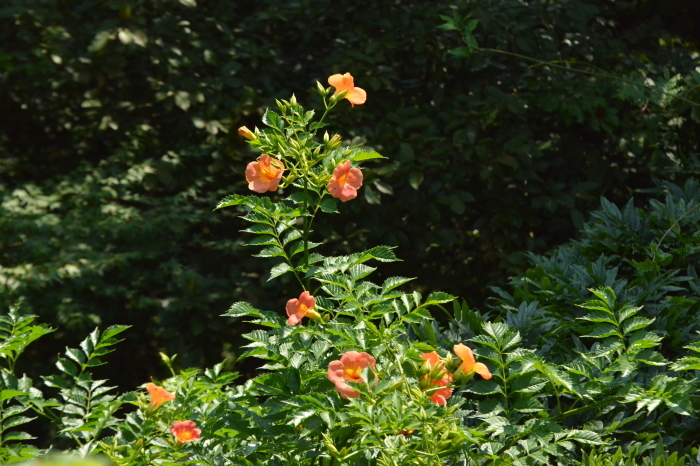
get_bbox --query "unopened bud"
[326,134,342,151]
[238,126,256,140]
[330,89,348,103]
[429,362,447,380]
[419,359,432,375]
[316,81,327,95]
[418,374,431,390]
[452,367,475,384]
[290,93,297,105]
[323,313,331,322]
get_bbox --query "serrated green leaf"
[513,398,544,413]
[3,415,36,430]
[565,430,605,444]
[467,380,503,395]
[578,310,616,324]
[348,265,376,280]
[215,194,255,210]
[268,263,292,281]
[362,246,399,263]
[350,150,385,162]
[2,431,35,442]
[223,302,260,318]
[0,390,25,403]
[424,291,456,305]
[621,317,655,336]
[254,246,286,258]
[381,277,414,294]
[617,305,643,323]
[581,324,621,339]
[511,375,547,393]
[635,350,667,366]
[101,325,131,341]
[282,229,302,245]
[671,357,700,371]
[589,287,616,309]
[577,299,613,314]
[56,358,78,376]
[319,197,339,213]
[262,109,284,131]
[245,235,278,247]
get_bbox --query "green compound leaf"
[467,380,503,395]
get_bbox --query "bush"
[1,0,699,392]
[2,80,700,464]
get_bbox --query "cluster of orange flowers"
[324,345,491,405]
[145,383,201,444]
[240,73,366,202]
[420,344,492,405]
[286,291,491,405]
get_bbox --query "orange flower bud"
[238,126,256,140]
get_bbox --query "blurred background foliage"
[0,0,699,389]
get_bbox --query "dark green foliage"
[0,0,699,393]
[440,180,700,460]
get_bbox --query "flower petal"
[345,87,367,106]
[453,343,476,372]
[473,362,492,379]
[334,381,361,399]
[328,73,353,92]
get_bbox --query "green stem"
[656,203,700,250]
[303,178,311,289]
[552,396,619,421]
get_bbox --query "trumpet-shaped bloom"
[286,291,319,325]
[245,154,284,193]
[327,351,376,399]
[170,420,201,443]
[454,343,492,379]
[145,383,175,409]
[420,352,453,405]
[424,375,453,406]
[421,351,442,369]
[327,161,363,202]
[328,73,366,106]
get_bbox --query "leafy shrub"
[1,0,699,393]
[2,80,700,464]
